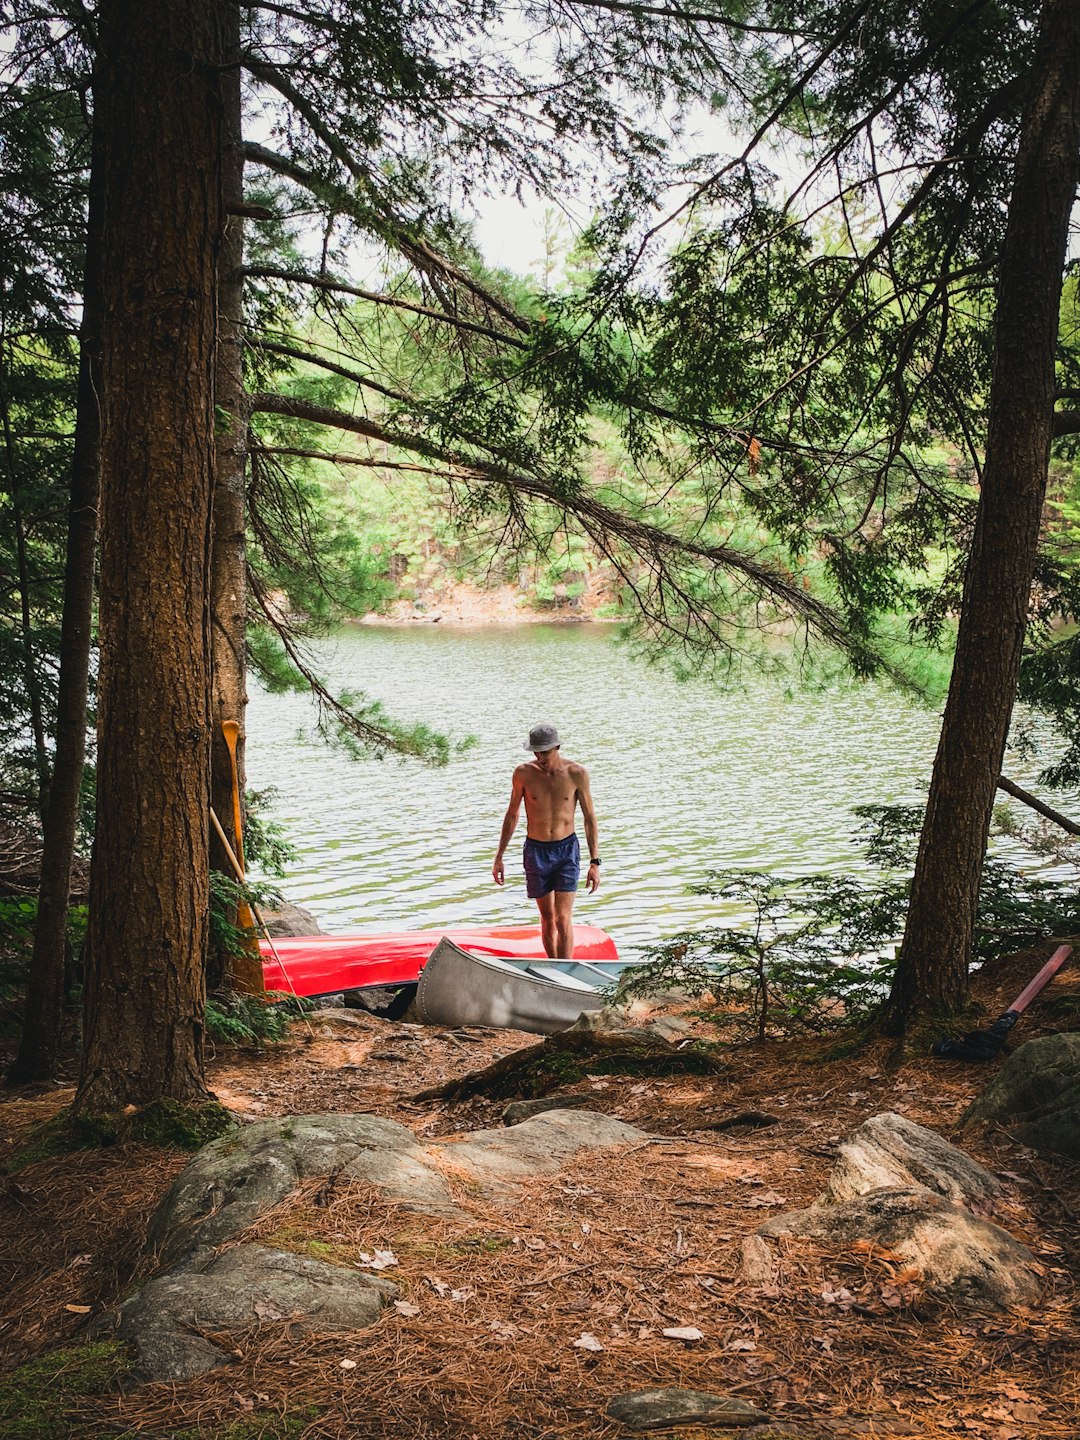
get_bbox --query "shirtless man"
[492,723,600,959]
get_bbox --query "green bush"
[205,989,312,1048]
[619,805,1080,1042]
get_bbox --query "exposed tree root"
[412,1027,726,1103]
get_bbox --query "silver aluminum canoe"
[415,936,607,1035]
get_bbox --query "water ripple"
[246,623,1078,957]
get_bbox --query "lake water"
[246,622,1077,956]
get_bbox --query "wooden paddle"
[219,719,264,995]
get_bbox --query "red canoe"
[259,923,618,998]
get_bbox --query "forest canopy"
[0,0,1078,1100]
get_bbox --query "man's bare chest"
[524,774,577,812]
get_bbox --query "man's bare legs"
[535,891,576,958]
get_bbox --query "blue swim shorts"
[523,833,580,898]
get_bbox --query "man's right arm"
[492,770,525,885]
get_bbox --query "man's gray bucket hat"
[525,723,560,752]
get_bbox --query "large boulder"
[755,1187,1042,1309]
[963,1032,1080,1160]
[148,1114,457,1267]
[818,1112,1002,1207]
[110,1108,646,1382]
[102,1243,396,1381]
[438,1109,644,1194]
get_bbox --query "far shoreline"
[351,577,620,628]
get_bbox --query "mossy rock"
[963,1032,1080,1159]
[127,1098,235,1149]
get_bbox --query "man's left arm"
[577,768,601,893]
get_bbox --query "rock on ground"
[963,1032,1080,1160]
[756,1187,1042,1309]
[259,902,322,937]
[435,1110,645,1195]
[606,1388,771,1430]
[148,1114,456,1268]
[503,1093,590,1125]
[113,1108,646,1383]
[99,1243,396,1382]
[818,1111,1002,1207]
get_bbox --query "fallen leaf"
[427,1276,450,1296]
[489,1320,517,1338]
[821,1287,855,1308]
[662,1325,704,1341]
[339,1359,357,1371]
[450,1287,474,1302]
[253,1298,284,1321]
[357,1248,397,1270]
[726,1338,757,1352]
[573,1333,604,1351]
[64,1304,91,1315]
[393,1301,421,1317]
[745,1191,787,1208]
[999,1384,1032,1403]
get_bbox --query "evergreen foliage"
[621,804,1080,1042]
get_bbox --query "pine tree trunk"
[882,0,1080,1035]
[76,0,225,1111]
[8,96,105,1086]
[208,3,263,996]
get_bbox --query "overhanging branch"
[247,389,872,662]
[243,265,524,348]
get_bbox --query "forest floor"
[1,947,1078,1440]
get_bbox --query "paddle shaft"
[209,806,312,1023]
[219,720,258,935]
[1007,944,1072,1016]
[221,719,246,874]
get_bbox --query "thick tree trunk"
[882,0,1080,1035]
[76,0,225,1111]
[8,100,105,1085]
[13,512,50,814]
[208,3,263,996]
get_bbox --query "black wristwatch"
[589,857,601,866]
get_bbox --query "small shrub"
[205,989,311,1048]
[619,804,1080,1043]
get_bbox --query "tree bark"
[76,0,225,1110]
[8,87,105,1085]
[882,0,1080,1035]
[208,3,263,996]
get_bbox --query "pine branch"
[997,775,1080,837]
[247,389,876,665]
[241,140,527,332]
[243,265,525,348]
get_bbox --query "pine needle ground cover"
[1,965,1078,1440]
